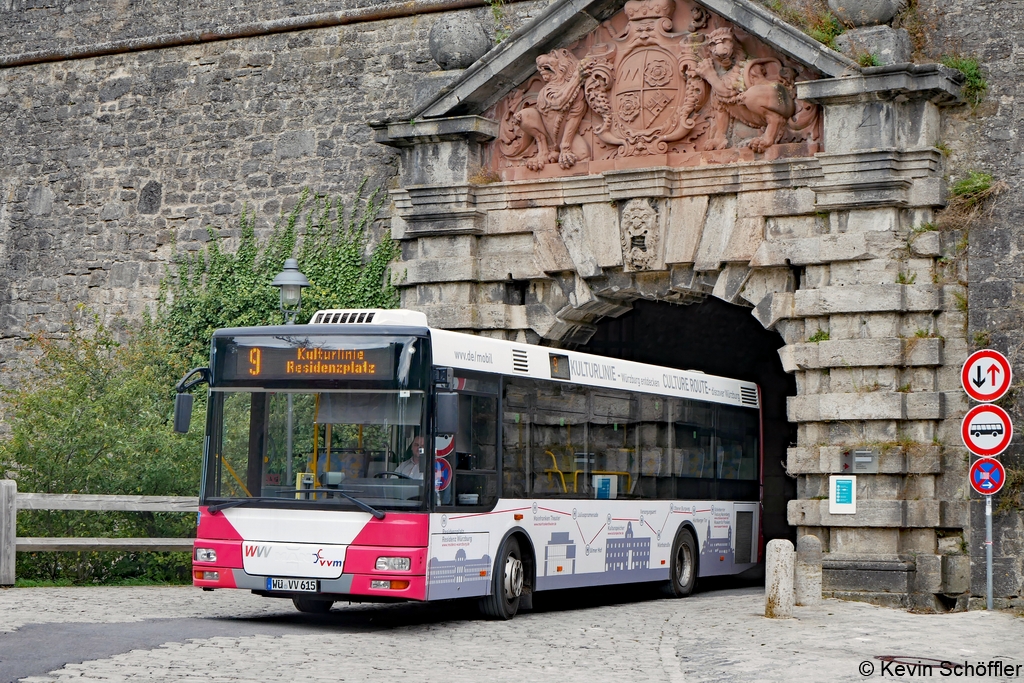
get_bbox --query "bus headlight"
[375,557,410,571]
[194,548,217,562]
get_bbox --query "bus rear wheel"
[292,597,334,614]
[664,527,697,598]
[479,536,523,620]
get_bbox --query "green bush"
[950,170,993,201]
[940,54,987,108]
[1,186,399,584]
[1,318,201,583]
[759,0,843,49]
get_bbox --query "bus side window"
[586,389,638,499]
[502,381,531,498]
[637,394,670,499]
[715,404,759,501]
[531,381,588,498]
[451,392,498,506]
[670,399,717,500]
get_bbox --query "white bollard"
[794,535,823,606]
[0,480,15,586]
[765,538,795,618]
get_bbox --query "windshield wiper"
[207,497,281,513]
[207,492,385,519]
[333,490,386,520]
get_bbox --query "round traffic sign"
[961,349,1012,402]
[961,404,1013,457]
[434,457,452,491]
[969,457,1006,496]
[435,434,455,458]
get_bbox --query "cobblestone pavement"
[1,585,1022,682]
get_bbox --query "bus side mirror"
[435,392,458,435]
[173,393,194,434]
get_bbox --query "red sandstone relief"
[487,0,822,180]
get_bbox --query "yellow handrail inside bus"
[311,394,320,485]
[325,423,332,473]
[573,469,630,493]
[543,450,567,493]
[220,455,252,497]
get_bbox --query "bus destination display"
[226,344,393,380]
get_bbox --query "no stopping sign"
[969,457,1006,496]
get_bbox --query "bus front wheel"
[664,527,697,598]
[292,597,334,614]
[479,536,523,620]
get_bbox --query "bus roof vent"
[309,309,428,327]
[740,387,759,406]
[512,349,529,373]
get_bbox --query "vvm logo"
[244,544,272,558]
[313,549,343,567]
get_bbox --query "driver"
[397,436,425,479]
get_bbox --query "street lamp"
[271,258,310,485]
[271,258,310,325]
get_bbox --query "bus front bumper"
[193,568,426,601]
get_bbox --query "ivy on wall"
[163,184,399,368]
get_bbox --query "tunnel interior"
[576,297,798,546]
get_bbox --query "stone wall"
[0,1,544,357]
[0,0,512,61]
[917,0,1024,608]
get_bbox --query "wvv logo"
[244,544,272,558]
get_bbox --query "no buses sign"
[961,404,1013,457]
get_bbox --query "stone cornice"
[392,157,826,225]
[797,63,964,105]
[391,148,948,235]
[371,115,498,147]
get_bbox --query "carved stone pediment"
[487,0,822,180]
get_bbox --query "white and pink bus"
[175,308,763,619]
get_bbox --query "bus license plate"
[266,578,318,592]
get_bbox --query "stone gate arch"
[375,0,966,609]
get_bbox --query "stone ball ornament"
[429,16,492,70]
[827,0,907,26]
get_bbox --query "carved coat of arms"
[494,0,820,175]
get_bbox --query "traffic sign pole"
[961,349,1013,611]
[986,495,993,611]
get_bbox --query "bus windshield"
[202,333,431,511]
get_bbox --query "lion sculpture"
[499,49,591,171]
[694,27,799,153]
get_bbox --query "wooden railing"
[0,480,197,585]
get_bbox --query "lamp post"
[271,258,311,325]
[271,258,310,484]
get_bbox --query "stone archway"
[375,0,966,610]
[579,297,797,544]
